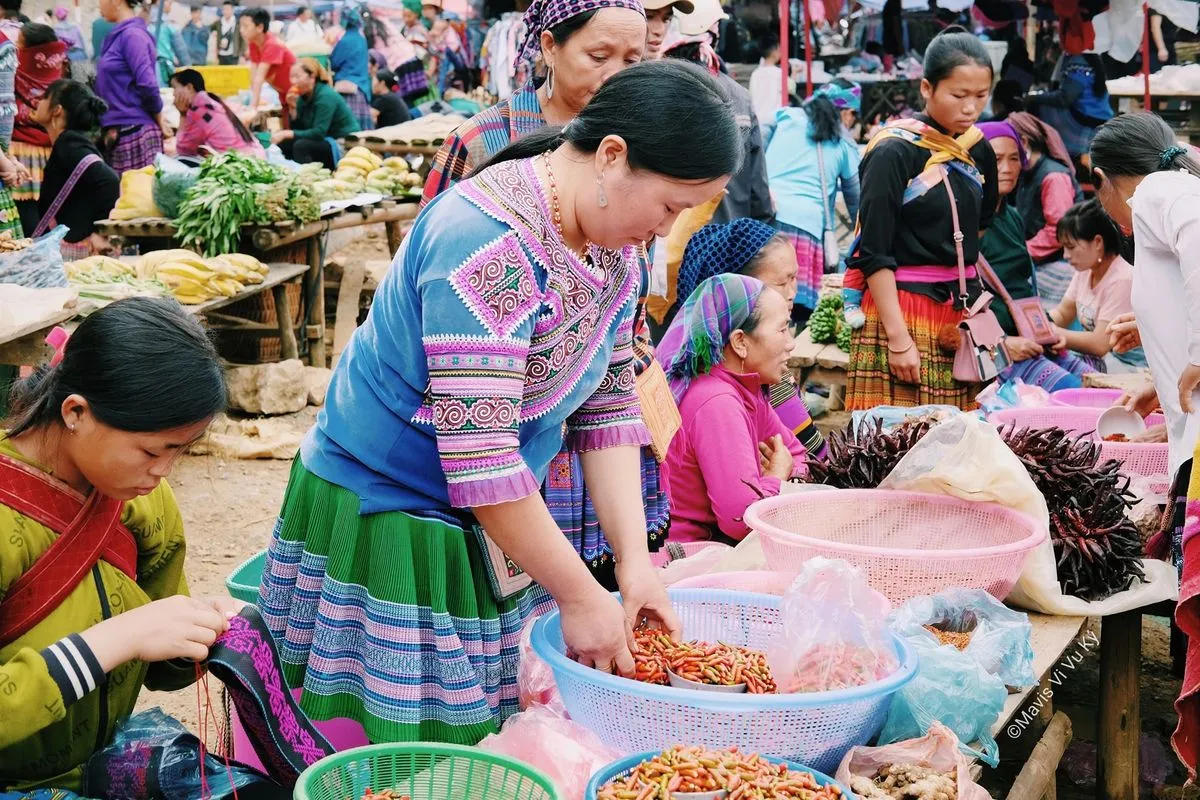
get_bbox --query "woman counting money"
[257,60,742,746]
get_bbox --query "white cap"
[674,0,727,37]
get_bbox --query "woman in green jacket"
[271,57,358,169]
[0,297,231,794]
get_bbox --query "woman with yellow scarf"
[842,28,998,411]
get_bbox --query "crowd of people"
[6,0,1200,794]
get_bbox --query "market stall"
[339,113,468,158]
[94,198,417,366]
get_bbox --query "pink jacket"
[666,365,807,543]
[176,92,265,159]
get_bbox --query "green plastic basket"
[294,743,559,800]
[225,550,266,605]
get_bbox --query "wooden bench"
[788,327,849,411]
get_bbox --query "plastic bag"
[889,588,1036,688]
[880,413,1179,616]
[517,615,562,712]
[976,379,1053,414]
[110,166,164,220]
[835,722,992,800]
[152,155,199,219]
[849,405,961,434]
[83,708,281,799]
[766,557,897,693]
[0,225,69,288]
[876,632,1008,767]
[478,704,623,800]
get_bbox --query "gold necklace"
[541,152,591,261]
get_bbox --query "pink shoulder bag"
[975,257,1058,346]
[942,169,1011,383]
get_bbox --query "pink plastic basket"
[1050,388,1125,407]
[745,490,1046,604]
[672,570,797,595]
[988,406,1170,489]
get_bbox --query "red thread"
[195,661,240,800]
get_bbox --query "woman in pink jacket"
[169,68,264,160]
[660,273,806,543]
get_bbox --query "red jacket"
[14,41,68,147]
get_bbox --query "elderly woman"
[672,219,826,458]
[661,274,804,544]
[1007,111,1084,308]
[420,0,662,590]
[258,60,740,743]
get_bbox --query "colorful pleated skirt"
[9,140,49,201]
[846,288,978,411]
[778,222,824,311]
[104,124,163,175]
[1001,350,1102,392]
[257,460,556,746]
[341,89,374,132]
[544,445,669,589]
[0,186,22,238]
[1035,260,1074,310]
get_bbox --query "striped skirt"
[1001,351,1102,392]
[105,124,163,175]
[341,89,374,132]
[846,288,979,411]
[0,186,22,238]
[1035,260,1074,310]
[258,460,556,746]
[778,222,824,311]
[10,140,50,201]
[544,445,669,589]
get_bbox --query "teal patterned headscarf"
[658,273,767,403]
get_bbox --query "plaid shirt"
[420,81,544,207]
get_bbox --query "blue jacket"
[764,107,861,237]
[331,28,371,101]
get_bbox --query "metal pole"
[780,0,790,107]
[803,0,813,98]
[1143,3,1152,110]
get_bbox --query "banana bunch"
[134,249,269,304]
[66,255,134,280]
[336,146,383,178]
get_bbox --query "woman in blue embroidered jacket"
[258,60,741,747]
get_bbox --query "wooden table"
[95,201,419,367]
[0,303,78,367]
[185,262,310,361]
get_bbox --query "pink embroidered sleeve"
[421,232,542,508]
[1027,172,1077,261]
[565,309,651,452]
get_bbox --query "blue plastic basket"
[530,589,918,774]
[585,751,857,800]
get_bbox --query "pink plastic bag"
[478,705,623,800]
[517,616,562,712]
[835,723,991,800]
[766,557,897,693]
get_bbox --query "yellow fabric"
[108,166,163,220]
[646,190,725,324]
[0,433,192,793]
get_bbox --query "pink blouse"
[176,92,265,159]
[666,365,807,543]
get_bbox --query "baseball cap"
[643,0,697,13]
[675,0,728,36]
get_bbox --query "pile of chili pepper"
[595,746,845,800]
[632,628,777,693]
[806,419,1146,603]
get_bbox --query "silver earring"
[546,67,554,100]
[596,176,608,208]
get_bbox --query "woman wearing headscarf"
[331,5,372,131]
[11,23,66,234]
[660,274,804,544]
[670,219,827,458]
[764,79,862,322]
[1007,111,1084,309]
[420,1,662,591]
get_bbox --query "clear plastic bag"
[889,588,1036,689]
[517,615,562,712]
[766,557,898,693]
[83,708,282,799]
[152,155,200,219]
[835,722,992,800]
[0,225,69,288]
[877,632,1008,767]
[478,704,623,800]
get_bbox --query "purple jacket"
[95,17,162,128]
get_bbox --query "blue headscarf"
[658,273,767,403]
[676,219,777,318]
[808,80,862,114]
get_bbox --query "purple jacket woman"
[94,11,163,173]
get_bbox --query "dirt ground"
[131,234,1196,798]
